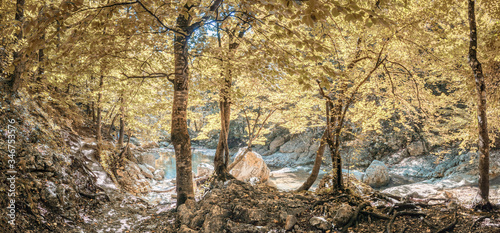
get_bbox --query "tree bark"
[172,9,194,207]
[107,113,118,136]
[468,0,491,208]
[297,131,327,191]
[96,75,104,160]
[214,77,231,179]
[118,95,125,148]
[10,0,25,93]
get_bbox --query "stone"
[269,136,285,152]
[407,141,425,156]
[196,163,214,177]
[138,153,156,167]
[333,204,353,227]
[309,216,331,230]
[153,169,165,181]
[285,215,297,230]
[363,160,390,188]
[138,164,154,179]
[115,161,151,194]
[230,148,270,183]
[144,163,156,173]
[179,225,199,233]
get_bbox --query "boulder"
[333,204,353,227]
[115,161,151,194]
[138,164,154,179]
[285,215,297,231]
[138,153,156,167]
[230,148,270,183]
[196,163,214,177]
[154,169,165,181]
[407,141,425,156]
[309,216,331,230]
[269,136,285,152]
[363,160,390,188]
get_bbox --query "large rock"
[269,136,285,152]
[196,163,214,177]
[363,160,390,188]
[115,161,151,194]
[153,169,165,181]
[138,164,154,179]
[230,148,270,183]
[138,153,156,167]
[333,204,353,227]
[407,141,425,156]
[309,217,331,230]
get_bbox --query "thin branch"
[122,72,175,82]
[135,1,186,35]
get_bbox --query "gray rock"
[138,153,156,167]
[363,160,390,187]
[407,141,425,156]
[309,216,331,230]
[179,224,199,233]
[269,136,285,152]
[333,203,353,227]
[153,169,165,181]
[285,215,297,231]
[138,164,154,179]
[196,163,214,177]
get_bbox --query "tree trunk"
[107,113,118,136]
[297,131,327,191]
[468,0,491,208]
[10,0,25,93]
[118,96,125,148]
[172,10,194,207]
[96,75,104,160]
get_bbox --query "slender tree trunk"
[468,0,491,208]
[107,113,118,136]
[172,10,194,207]
[118,96,125,148]
[96,75,104,160]
[214,21,237,179]
[92,101,96,122]
[297,131,327,191]
[10,0,25,93]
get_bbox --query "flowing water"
[148,146,326,191]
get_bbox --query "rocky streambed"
[134,145,500,209]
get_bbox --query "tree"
[468,0,491,210]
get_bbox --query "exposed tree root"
[469,216,486,231]
[342,202,370,233]
[386,211,427,233]
[312,194,349,208]
[360,210,391,220]
[436,212,457,233]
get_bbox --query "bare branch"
[122,72,175,83]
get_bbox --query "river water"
[147,147,327,191]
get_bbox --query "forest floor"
[34,178,500,233]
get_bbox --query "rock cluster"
[176,180,315,232]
